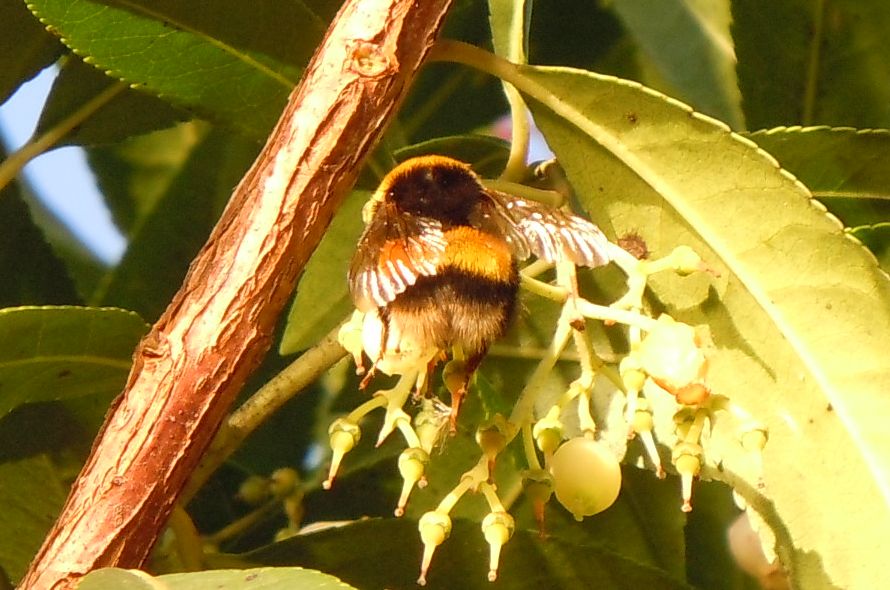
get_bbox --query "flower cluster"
[325,241,767,583]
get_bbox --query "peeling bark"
[20,1,453,588]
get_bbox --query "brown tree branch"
[19,1,453,588]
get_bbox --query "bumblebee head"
[372,156,484,223]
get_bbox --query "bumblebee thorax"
[381,157,483,223]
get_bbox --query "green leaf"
[850,223,890,272]
[511,467,689,581]
[733,0,890,129]
[399,1,507,143]
[0,0,61,105]
[503,64,890,589]
[0,173,80,306]
[0,139,106,299]
[35,56,187,146]
[91,128,260,321]
[610,0,743,129]
[400,63,508,144]
[393,135,511,178]
[86,122,204,237]
[747,126,890,227]
[0,454,68,583]
[78,567,357,590]
[279,192,365,355]
[0,306,147,418]
[248,518,692,589]
[527,2,627,73]
[26,0,322,139]
[488,0,531,60]
[0,393,129,584]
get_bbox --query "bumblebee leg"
[415,352,445,400]
[359,364,378,390]
[447,350,486,433]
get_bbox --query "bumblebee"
[348,155,611,425]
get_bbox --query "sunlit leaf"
[78,566,356,590]
[488,0,530,60]
[36,56,187,146]
[611,0,743,129]
[26,0,321,139]
[504,63,890,589]
[747,126,890,228]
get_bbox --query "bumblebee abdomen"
[383,227,519,356]
[439,226,514,281]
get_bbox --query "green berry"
[549,437,621,520]
[269,467,300,498]
[236,475,270,505]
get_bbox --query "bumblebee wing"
[471,192,532,260]
[348,205,447,310]
[482,191,611,268]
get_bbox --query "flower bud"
[672,441,703,512]
[337,313,366,369]
[619,356,646,392]
[522,468,554,535]
[395,447,430,517]
[482,511,515,581]
[631,398,664,478]
[476,415,509,458]
[631,397,654,433]
[417,511,452,585]
[323,418,361,490]
[414,398,447,454]
[533,407,563,456]
[668,245,703,275]
[283,492,304,528]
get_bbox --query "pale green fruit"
[550,437,621,520]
